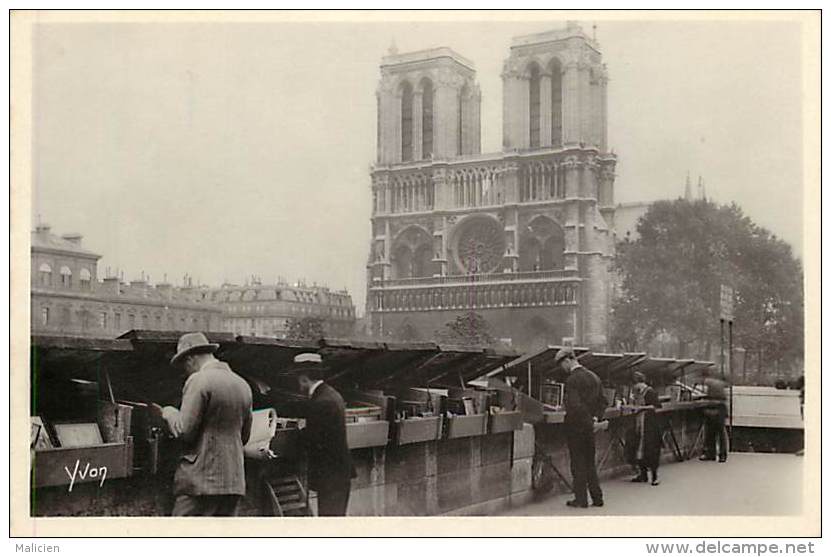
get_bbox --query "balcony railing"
[370,269,578,289]
[373,150,584,215]
[369,278,580,313]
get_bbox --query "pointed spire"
[697,176,704,200]
[684,171,692,201]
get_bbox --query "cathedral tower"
[376,47,481,165]
[367,23,617,351]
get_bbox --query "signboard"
[720,284,735,322]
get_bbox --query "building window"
[41,306,49,326]
[60,266,72,288]
[114,313,121,330]
[529,63,541,148]
[401,81,413,162]
[128,314,136,329]
[99,312,107,330]
[38,263,52,287]
[421,78,433,158]
[79,268,92,290]
[550,58,563,147]
[457,87,464,155]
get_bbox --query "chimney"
[129,277,149,296]
[100,276,120,296]
[156,282,173,299]
[61,233,83,246]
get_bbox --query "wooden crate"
[32,438,133,489]
[395,416,442,445]
[445,414,488,439]
[488,411,524,434]
[346,420,390,449]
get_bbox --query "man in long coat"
[274,353,355,516]
[154,332,253,516]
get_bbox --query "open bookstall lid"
[31,331,519,404]
[488,344,715,387]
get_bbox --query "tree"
[612,198,803,377]
[285,316,326,341]
[434,312,496,347]
[388,320,423,342]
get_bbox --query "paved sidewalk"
[501,453,803,516]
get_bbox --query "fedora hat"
[553,347,575,365]
[170,332,219,366]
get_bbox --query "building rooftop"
[511,21,599,51]
[209,281,353,305]
[381,46,475,71]
[31,224,101,259]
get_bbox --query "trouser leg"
[585,432,603,504]
[716,408,729,460]
[567,427,588,504]
[317,479,351,516]
[213,495,242,517]
[172,495,204,516]
[703,414,716,458]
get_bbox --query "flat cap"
[294,353,322,364]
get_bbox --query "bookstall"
[489,346,719,495]
[30,332,525,516]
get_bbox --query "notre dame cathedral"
[366,22,617,351]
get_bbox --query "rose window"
[455,218,505,274]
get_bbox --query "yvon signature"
[64,460,107,492]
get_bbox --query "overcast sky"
[32,18,804,313]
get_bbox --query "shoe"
[592,500,604,507]
[718,457,727,463]
[630,476,648,483]
[651,479,661,486]
[699,455,716,461]
[566,499,588,508]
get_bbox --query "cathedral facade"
[366,23,617,351]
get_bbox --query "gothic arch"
[521,58,545,79]
[547,57,564,147]
[519,215,565,271]
[391,225,433,278]
[400,80,414,162]
[419,77,434,159]
[528,62,542,148]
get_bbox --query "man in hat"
[274,353,355,516]
[556,347,606,508]
[153,332,253,516]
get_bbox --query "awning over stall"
[489,345,714,392]
[31,332,519,407]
